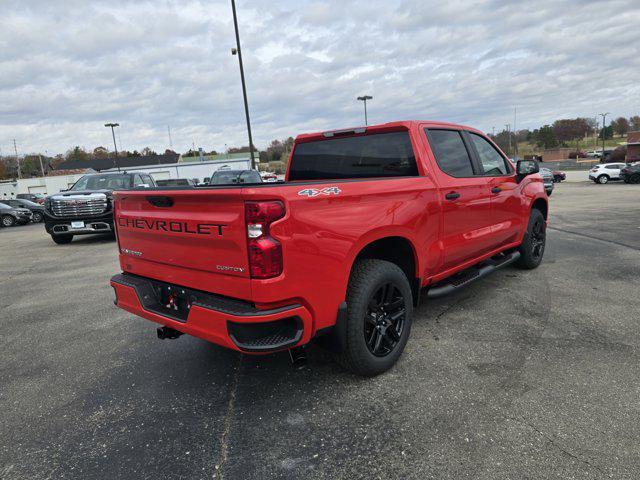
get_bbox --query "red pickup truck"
[111,121,547,375]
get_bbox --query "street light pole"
[357,95,373,125]
[599,112,610,157]
[230,0,256,170]
[104,123,120,171]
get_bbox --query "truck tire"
[51,234,73,244]
[336,259,413,376]
[515,208,546,270]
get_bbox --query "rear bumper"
[110,273,313,353]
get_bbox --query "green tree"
[611,117,629,137]
[600,125,614,140]
[65,146,90,163]
[534,125,558,149]
[630,115,640,131]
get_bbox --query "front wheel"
[51,234,73,244]
[336,259,413,376]
[2,215,16,227]
[515,208,546,270]
[32,211,44,223]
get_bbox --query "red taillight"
[245,201,285,279]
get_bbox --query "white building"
[0,157,251,200]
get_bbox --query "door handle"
[491,187,502,194]
[445,191,460,201]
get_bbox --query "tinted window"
[70,174,131,190]
[141,174,154,186]
[288,131,418,181]
[240,171,262,183]
[469,133,510,175]
[210,170,262,185]
[426,129,474,177]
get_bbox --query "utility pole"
[513,106,518,156]
[167,125,173,150]
[505,124,511,157]
[492,126,495,137]
[357,95,373,125]
[230,0,256,170]
[13,139,21,179]
[38,154,45,177]
[599,113,609,156]
[104,123,120,171]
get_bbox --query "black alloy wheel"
[32,211,44,223]
[364,282,406,357]
[530,216,546,262]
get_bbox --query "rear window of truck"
[288,131,418,181]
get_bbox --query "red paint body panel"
[111,121,547,352]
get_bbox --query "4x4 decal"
[297,187,341,197]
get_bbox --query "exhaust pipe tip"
[157,326,183,340]
[288,346,307,369]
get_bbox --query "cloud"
[0,0,639,155]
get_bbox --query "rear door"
[114,188,251,297]
[466,131,523,248]
[424,128,494,271]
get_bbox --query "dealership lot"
[1,182,639,479]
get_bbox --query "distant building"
[541,148,575,162]
[179,152,254,163]
[55,152,180,172]
[627,131,640,163]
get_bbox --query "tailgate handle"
[146,196,174,208]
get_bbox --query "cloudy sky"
[1,0,639,156]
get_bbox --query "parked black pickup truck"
[44,171,156,244]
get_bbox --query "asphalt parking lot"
[1,182,639,479]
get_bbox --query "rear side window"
[469,133,511,175]
[288,131,418,181]
[426,129,474,177]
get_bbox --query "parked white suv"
[589,163,627,184]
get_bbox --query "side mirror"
[516,160,539,182]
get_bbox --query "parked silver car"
[539,168,554,196]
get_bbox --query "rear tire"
[597,175,609,184]
[515,208,546,270]
[2,215,16,227]
[51,234,73,244]
[336,259,413,376]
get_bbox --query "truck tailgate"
[114,189,250,297]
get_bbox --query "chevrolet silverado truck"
[110,121,547,375]
[44,171,156,244]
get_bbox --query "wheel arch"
[347,233,421,306]
[531,197,548,220]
